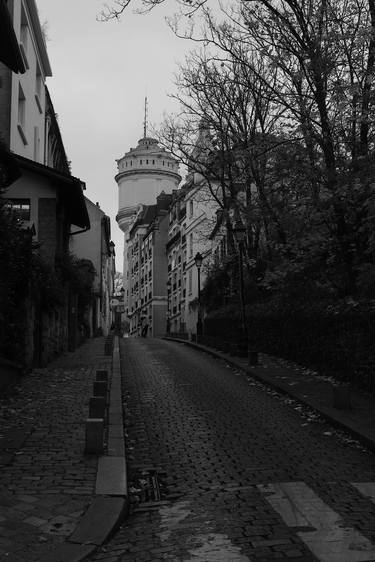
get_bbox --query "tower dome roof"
[125,137,168,157]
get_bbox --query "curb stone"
[39,336,128,562]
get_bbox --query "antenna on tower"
[143,96,148,138]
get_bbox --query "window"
[17,84,27,144]
[140,160,143,164]
[5,199,30,221]
[18,84,25,127]
[188,270,192,295]
[19,6,29,69]
[34,126,40,161]
[35,64,42,113]
[189,200,193,217]
[189,233,193,257]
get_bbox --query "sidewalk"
[167,337,375,453]
[0,336,127,562]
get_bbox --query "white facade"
[165,176,219,337]
[115,137,180,230]
[183,182,218,335]
[6,0,52,161]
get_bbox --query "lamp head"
[194,252,203,269]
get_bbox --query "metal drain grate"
[128,467,167,510]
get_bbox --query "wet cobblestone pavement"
[92,338,375,562]
[0,338,111,562]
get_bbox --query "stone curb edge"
[40,336,129,562]
[164,337,375,454]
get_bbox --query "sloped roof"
[14,154,90,229]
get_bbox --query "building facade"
[0,0,94,366]
[166,174,219,337]
[115,134,181,320]
[0,0,52,161]
[126,192,172,337]
[70,198,116,338]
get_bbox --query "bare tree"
[182,0,375,295]
[101,0,375,296]
[98,0,211,21]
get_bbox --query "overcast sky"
[36,0,193,271]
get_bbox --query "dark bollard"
[89,396,106,419]
[248,350,259,366]
[93,380,108,398]
[85,418,104,454]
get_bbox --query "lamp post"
[118,287,125,336]
[232,219,247,340]
[166,279,171,335]
[194,252,203,339]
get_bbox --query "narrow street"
[92,338,375,562]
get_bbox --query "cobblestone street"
[92,338,375,562]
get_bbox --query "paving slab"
[69,496,126,546]
[38,542,96,562]
[96,456,127,496]
[107,436,125,457]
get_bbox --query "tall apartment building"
[166,173,219,336]
[166,188,187,334]
[115,134,181,318]
[127,192,172,336]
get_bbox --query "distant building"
[70,199,116,337]
[165,188,187,334]
[115,134,181,319]
[166,173,218,337]
[126,192,172,337]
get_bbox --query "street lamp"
[194,252,203,339]
[166,279,171,335]
[232,219,247,340]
